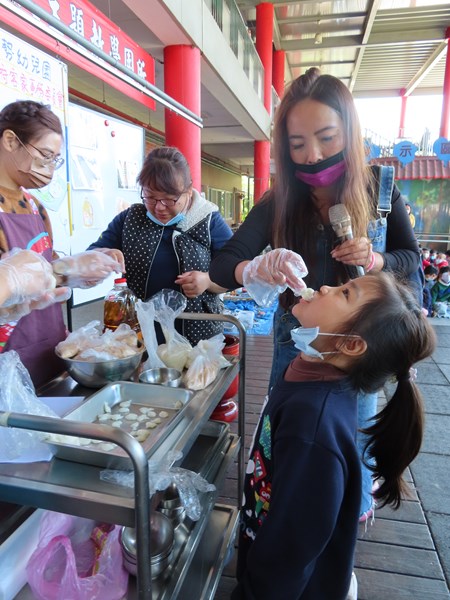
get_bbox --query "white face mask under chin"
[291,326,360,360]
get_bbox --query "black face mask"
[294,150,346,187]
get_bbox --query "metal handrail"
[0,412,152,599]
[176,312,246,504]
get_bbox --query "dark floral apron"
[0,197,66,388]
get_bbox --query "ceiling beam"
[404,41,448,96]
[290,60,354,68]
[277,12,366,25]
[349,0,380,92]
[281,27,445,52]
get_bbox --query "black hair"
[424,265,438,276]
[0,100,62,143]
[339,272,436,508]
[137,146,192,196]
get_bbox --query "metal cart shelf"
[0,313,246,600]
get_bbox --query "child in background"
[429,249,437,264]
[424,264,439,289]
[421,248,430,269]
[431,265,450,317]
[232,272,435,600]
[423,265,439,316]
[434,252,449,269]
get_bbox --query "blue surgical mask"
[291,326,360,360]
[146,210,185,227]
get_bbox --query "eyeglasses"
[15,134,65,170]
[140,190,184,207]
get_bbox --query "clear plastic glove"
[242,248,308,307]
[0,248,57,308]
[52,250,122,289]
[0,287,72,325]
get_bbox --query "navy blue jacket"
[232,370,361,599]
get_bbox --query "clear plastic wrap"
[242,248,308,307]
[0,351,58,462]
[185,334,230,391]
[151,289,192,371]
[100,451,215,522]
[135,299,166,370]
[55,321,140,361]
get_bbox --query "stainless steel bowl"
[56,346,145,388]
[119,512,175,578]
[139,368,182,387]
[157,484,185,528]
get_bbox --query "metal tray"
[45,381,193,469]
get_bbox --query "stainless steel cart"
[0,314,246,600]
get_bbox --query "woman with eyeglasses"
[88,146,232,344]
[0,100,122,386]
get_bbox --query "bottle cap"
[114,277,127,284]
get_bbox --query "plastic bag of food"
[135,299,166,370]
[0,351,58,462]
[185,334,230,390]
[26,512,128,600]
[55,321,103,359]
[56,322,140,361]
[151,289,192,371]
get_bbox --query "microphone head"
[329,203,352,239]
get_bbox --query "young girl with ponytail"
[232,272,436,600]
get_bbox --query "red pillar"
[254,3,274,202]
[163,45,201,191]
[272,49,285,99]
[440,29,450,139]
[398,90,407,138]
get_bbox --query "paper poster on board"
[0,27,70,256]
[68,103,144,306]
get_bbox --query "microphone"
[328,204,365,278]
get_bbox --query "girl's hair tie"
[397,367,417,382]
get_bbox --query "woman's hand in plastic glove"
[0,287,72,324]
[52,250,122,289]
[175,271,210,298]
[243,249,308,296]
[88,247,125,273]
[0,248,56,308]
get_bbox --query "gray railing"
[204,0,264,102]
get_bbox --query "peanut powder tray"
[45,381,193,469]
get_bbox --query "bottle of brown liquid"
[103,278,140,335]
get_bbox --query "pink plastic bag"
[26,512,128,600]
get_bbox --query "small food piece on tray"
[152,417,162,424]
[119,401,131,408]
[97,414,110,421]
[100,443,116,452]
[132,429,150,443]
[146,421,157,429]
[125,413,138,421]
[159,411,169,418]
[45,433,82,446]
